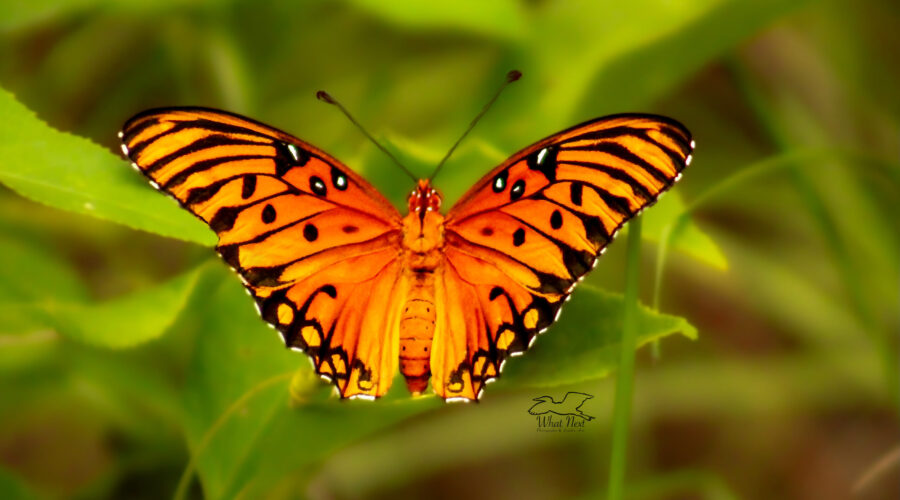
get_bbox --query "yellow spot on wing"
[330,353,346,375]
[473,357,487,375]
[523,308,539,329]
[301,326,320,347]
[497,329,515,350]
[277,303,294,324]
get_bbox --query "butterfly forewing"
[120,108,405,398]
[433,114,693,400]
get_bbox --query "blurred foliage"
[0,0,897,499]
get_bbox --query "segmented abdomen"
[399,274,436,394]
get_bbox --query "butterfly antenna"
[316,90,418,182]
[429,70,522,181]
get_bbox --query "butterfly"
[119,99,692,402]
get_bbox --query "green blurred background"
[0,1,897,499]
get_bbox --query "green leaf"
[176,268,438,499]
[0,237,86,304]
[500,285,697,388]
[0,264,203,349]
[640,192,728,270]
[0,89,214,246]
[178,268,303,499]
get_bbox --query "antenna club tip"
[316,91,336,104]
[506,70,522,82]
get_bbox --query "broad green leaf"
[0,265,203,349]
[219,397,438,499]
[500,285,697,388]
[0,89,214,246]
[179,268,302,499]
[0,236,85,371]
[176,267,434,498]
[0,237,86,304]
[176,264,694,497]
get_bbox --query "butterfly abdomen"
[399,273,437,394]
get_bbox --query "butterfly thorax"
[398,180,445,394]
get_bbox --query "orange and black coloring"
[120,107,693,401]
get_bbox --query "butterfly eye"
[510,179,525,200]
[492,171,508,192]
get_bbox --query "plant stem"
[607,217,643,500]
[173,371,295,500]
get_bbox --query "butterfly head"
[408,179,442,215]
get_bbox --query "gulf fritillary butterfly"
[119,81,693,402]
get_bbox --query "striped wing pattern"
[120,108,405,399]
[433,114,694,399]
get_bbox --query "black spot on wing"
[570,182,583,206]
[262,204,276,223]
[210,205,240,232]
[526,145,558,181]
[303,223,318,242]
[492,170,508,193]
[550,210,563,229]
[512,228,525,247]
[330,166,348,191]
[310,176,327,196]
[510,179,525,201]
[241,175,257,199]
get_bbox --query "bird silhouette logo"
[528,392,594,421]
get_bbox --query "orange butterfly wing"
[120,108,407,399]
[433,114,694,400]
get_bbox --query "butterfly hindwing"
[435,114,694,399]
[120,107,404,398]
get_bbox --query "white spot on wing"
[685,154,693,166]
[120,143,129,155]
[287,143,300,161]
[536,147,549,164]
[445,397,471,404]
[349,394,376,401]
